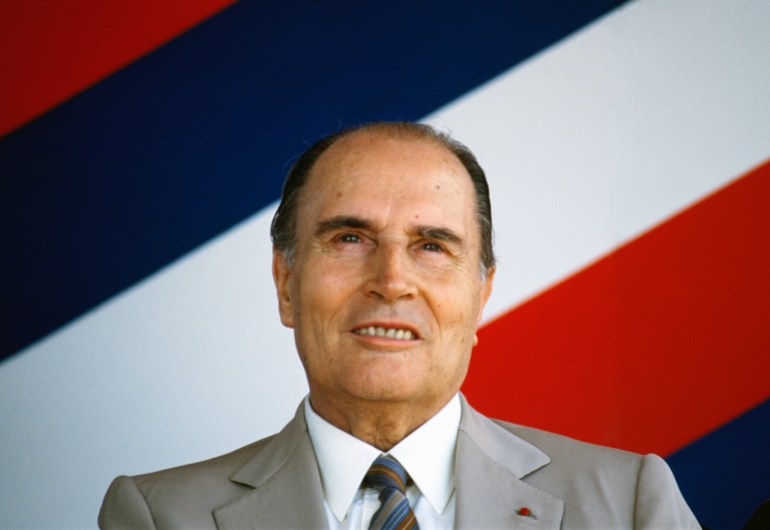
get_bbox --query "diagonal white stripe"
[425,0,770,321]
[2,1,769,527]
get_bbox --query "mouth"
[352,325,418,341]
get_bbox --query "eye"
[337,233,362,244]
[421,241,444,252]
[330,232,374,256]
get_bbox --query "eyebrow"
[314,215,464,246]
[314,216,373,238]
[415,225,463,245]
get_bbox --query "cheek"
[440,290,482,325]
[432,292,484,349]
[294,281,349,343]
[302,260,363,310]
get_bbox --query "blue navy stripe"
[667,397,770,529]
[0,0,628,359]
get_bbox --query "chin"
[346,381,420,404]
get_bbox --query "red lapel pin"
[517,506,537,519]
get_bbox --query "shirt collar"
[304,394,461,522]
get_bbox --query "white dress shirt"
[304,394,462,529]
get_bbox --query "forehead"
[299,131,478,227]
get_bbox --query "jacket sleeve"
[634,454,701,529]
[98,475,158,530]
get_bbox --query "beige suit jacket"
[99,397,700,529]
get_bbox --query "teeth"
[355,326,415,340]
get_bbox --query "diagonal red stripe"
[0,0,237,138]
[464,158,770,456]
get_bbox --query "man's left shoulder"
[491,419,642,462]
[487,418,700,528]
[489,418,687,497]
[492,419,643,467]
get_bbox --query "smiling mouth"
[353,326,417,340]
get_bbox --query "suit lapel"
[211,397,565,529]
[455,397,564,529]
[213,404,329,530]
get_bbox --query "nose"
[365,242,417,302]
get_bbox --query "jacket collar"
[212,397,564,529]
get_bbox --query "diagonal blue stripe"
[0,0,628,360]
[666,398,770,530]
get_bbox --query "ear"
[272,248,295,328]
[477,265,495,322]
[473,265,495,346]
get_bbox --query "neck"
[309,393,453,451]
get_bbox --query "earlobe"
[272,249,295,328]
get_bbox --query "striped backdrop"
[2,1,768,528]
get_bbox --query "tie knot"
[363,456,408,493]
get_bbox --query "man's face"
[273,131,494,417]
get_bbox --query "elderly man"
[99,122,700,529]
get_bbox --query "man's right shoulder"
[99,434,279,529]
[134,433,277,490]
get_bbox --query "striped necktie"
[363,455,419,530]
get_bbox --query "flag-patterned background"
[2,1,768,528]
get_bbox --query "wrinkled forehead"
[299,132,476,222]
[308,130,470,193]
